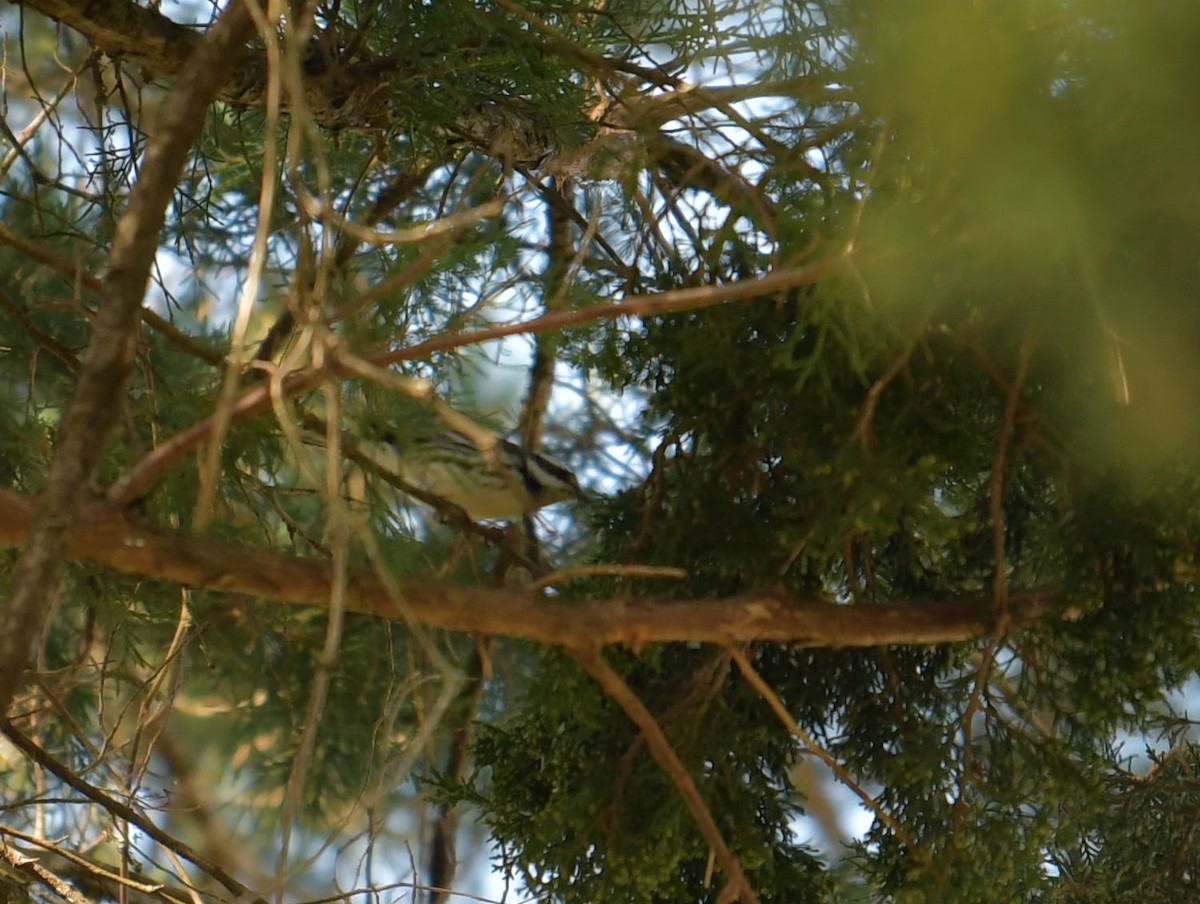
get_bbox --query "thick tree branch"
[20,0,218,77]
[0,0,257,714]
[0,489,1058,648]
[15,0,844,185]
[17,0,389,128]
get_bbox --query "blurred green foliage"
[2,0,1200,902]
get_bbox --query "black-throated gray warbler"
[349,429,582,520]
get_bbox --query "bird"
[345,427,581,521]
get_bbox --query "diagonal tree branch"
[15,0,846,185]
[0,488,1059,649]
[0,720,261,901]
[106,257,848,509]
[0,222,225,366]
[728,645,914,845]
[0,842,90,904]
[569,646,758,904]
[0,0,258,715]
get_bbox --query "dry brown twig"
[106,257,846,509]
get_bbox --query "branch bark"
[107,258,847,509]
[0,489,1058,649]
[18,0,388,128]
[0,0,258,714]
[570,646,758,904]
[15,0,848,180]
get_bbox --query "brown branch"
[569,647,759,904]
[107,361,326,507]
[107,257,846,508]
[17,0,223,81]
[425,646,488,904]
[851,348,910,456]
[0,222,225,367]
[0,719,261,902]
[0,843,91,904]
[727,646,914,845]
[0,488,1058,649]
[375,259,847,368]
[0,0,258,715]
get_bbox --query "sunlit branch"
[0,488,1059,649]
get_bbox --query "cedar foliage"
[2,0,1200,902]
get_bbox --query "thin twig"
[0,223,224,367]
[106,256,845,508]
[0,0,258,717]
[298,193,504,246]
[568,646,759,904]
[727,646,913,845]
[0,720,261,901]
[955,338,1033,824]
[987,340,1033,618]
[374,257,847,369]
[850,348,910,456]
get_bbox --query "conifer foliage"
[1,0,1199,901]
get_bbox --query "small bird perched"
[348,429,582,521]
